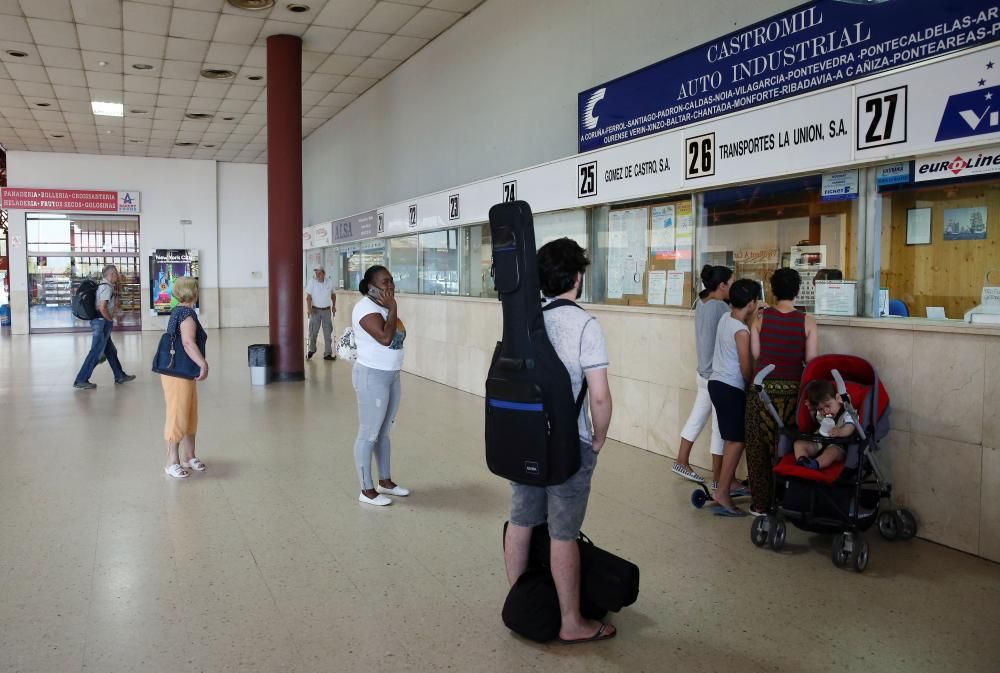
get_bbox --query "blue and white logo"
[936,59,1000,142]
[581,88,605,131]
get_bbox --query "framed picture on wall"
[943,207,987,240]
[906,207,932,245]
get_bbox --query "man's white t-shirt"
[305,277,335,309]
[352,296,405,371]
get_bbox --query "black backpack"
[485,201,587,486]
[71,279,108,320]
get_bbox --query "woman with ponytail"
[351,265,409,506]
[671,265,732,489]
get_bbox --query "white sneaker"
[359,492,392,506]
[376,484,410,497]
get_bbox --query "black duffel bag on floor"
[502,522,638,628]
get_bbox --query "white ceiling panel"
[0,0,482,160]
[356,2,421,34]
[25,18,79,48]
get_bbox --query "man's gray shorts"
[509,442,598,541]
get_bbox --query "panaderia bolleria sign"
[0,188,141,213]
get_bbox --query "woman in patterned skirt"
[744,268,818,515]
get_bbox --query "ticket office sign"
[0,188,141,213]
[578,0,1000,152]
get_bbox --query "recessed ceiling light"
[185,112,214,120]
[129,109,149,114]
[175,141,197,147]
[247,75,263,81]
[131,63,154,70]
[35,102,51,107]
[104,130,114,135]
[223,116,236,121]
[92,101,124,117]
[128,139,143,143]
[227,0,275,9]
[51,134,64,138]
[201,68,236,80]
[98,60,109,67]
[5,50,28,58]
[287,3,310,12]
[202,144,216,148]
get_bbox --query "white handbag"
[336,326,358,361]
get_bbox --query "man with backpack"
[502,238,616,644]
[73,264,136,390]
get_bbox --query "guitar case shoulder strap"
[540,298,589,415]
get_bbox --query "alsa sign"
[0,188,141,213]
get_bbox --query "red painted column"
[266,35,304,381]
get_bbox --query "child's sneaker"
[672,463,705,483]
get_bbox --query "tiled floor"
[1,328,998,673]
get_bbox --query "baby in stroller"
[793,380,856,470]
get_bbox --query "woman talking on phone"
[351,265,409,506]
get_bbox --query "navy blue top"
[167,306,207,350]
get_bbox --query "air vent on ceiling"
[287,3,311,12]
[227,0,275,9]
[201,68,236,80]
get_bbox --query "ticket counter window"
[878,175,1000,320]
[26,214,141,333]
[698,176,862,312]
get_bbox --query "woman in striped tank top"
[744,268,818,515]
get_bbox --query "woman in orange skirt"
[160,276,209,479]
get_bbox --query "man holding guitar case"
[498,234,616,644]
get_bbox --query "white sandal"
[182,457,206,472]
[165,464,189,479]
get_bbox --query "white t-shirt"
[709,312,749,390]
[352,296,405,371]
[305,277,335,308]
[541,299,609,444]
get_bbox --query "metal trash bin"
[248,344,271,385]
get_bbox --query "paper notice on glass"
[607,260,624,299]
[651,205,676,258]
[624,258,644,295]
[666,270,686,305]
[814,281,857,316]
[675,202,693,272]
[647,270,667,304]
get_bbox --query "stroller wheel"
[831,533,850,568]
[750,516,769,547]
[768,518,786,552]
[851,536,870,573]
[878,511,899,541]
[691,489,709,509]
[895,509,918,540]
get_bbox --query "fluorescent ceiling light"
[28,213,68,219]
[91,101,123,117]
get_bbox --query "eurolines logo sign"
[915,144,1000,182]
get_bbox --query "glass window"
[878,174,999,320]
[388,235,418,293]
[25,214,141,332]
[460,224,496,298]
[592,199,692,306]
[699,176,862,312]
[418,229,459,295]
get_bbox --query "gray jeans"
[308,307,333,356]
[352,363,401,490]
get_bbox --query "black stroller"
[749,354,917,572]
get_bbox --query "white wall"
[218,162,269,327]
[302,0,800,225]
[5,151,269,332]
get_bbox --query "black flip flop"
[557,623,617,645]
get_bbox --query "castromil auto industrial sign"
[578,0,1000,152]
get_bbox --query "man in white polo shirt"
[305,267,336,361]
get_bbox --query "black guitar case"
[485,201,585,486]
